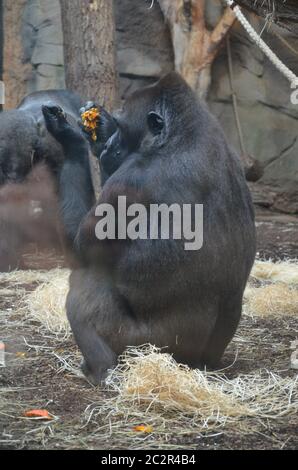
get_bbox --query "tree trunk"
[60,0,118,193]
[158,0,236,97]
[60,0,118,111]
[2,0,30,109]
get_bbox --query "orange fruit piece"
[81,107,100,141]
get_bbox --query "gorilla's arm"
[59,157,95,245]
[42,105,95,245]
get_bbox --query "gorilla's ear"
[147,112,164,136]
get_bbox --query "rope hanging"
[223,0,298,85]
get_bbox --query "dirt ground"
[255,208,298,260]
[0,208,297,450]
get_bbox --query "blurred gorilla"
[0,90,84,271]
[0,90,84,184]
[0,163,61,271]
[43,73,256,384]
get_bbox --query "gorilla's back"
[18,89,84,118]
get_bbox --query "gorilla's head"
[100,73,207,178]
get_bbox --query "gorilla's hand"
[42,104,68,139]
[42,104,88,157]
[79,102,117,159]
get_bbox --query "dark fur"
[0,90,84,271]
[0,90,84,184]
[43,73,256,384]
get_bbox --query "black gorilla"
[42,73,256,384]
[0,90,84,271]
[0,89,83,184]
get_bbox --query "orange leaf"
[133,425,153,433]
[24,409,53,420]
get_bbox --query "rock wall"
[1,0,298,211]
[114,0,174,99]
[3,0,64,108]
[22,0,65,93]
[207,9,298,211]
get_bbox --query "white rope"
[223,0,298,86]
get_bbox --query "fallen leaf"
[133,425,153,433]
[24,409,53,420]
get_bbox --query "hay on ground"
[106,346,249,419]
[244,283,298,317]
[84,345,298,443]
[24,269,70,338]
[0,269,64,285]
[251,260,298,285]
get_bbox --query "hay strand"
[24,269,70,339]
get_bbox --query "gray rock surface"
[114,0,174,99]
[22,0,65,92]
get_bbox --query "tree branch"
[158,1,236,95]
[205,7,236,67]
